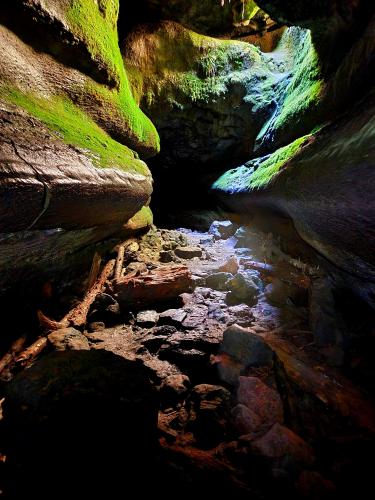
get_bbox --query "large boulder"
[2,350,159,497]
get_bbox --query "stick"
[114,245,125,279]
[15,337,48,368]
[0,334,27,374]
[37,310,67,330]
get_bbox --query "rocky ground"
[0,221,374,498]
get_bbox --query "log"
[15,337,48,368]
[111,265,192,309]
[0,334,27,375]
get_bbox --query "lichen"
[1,86,149,175]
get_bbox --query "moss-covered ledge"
[0,0,159,159]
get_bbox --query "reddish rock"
[217,256,239,275]
[237,376,283,427]
[251,423,315,466]
[231,404,263,437]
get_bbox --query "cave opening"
[0,1,375,498]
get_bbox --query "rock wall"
[0,0,159,290]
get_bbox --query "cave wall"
[0,0,159,291]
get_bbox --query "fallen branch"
[38,259,115,332]
[0,334,27,375]
[62,259,115,328]
[37,310,66,331]
[114,245,126,280]
[15,337,48,368]
[241,260,275,276]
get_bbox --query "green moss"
[213,134,310,192]
[124,205,153,231]
[1,86,149,175]
[85,80,160,153]
[233,0,260,24]
[125,21,264,108]
[67,0,122,84]
[273,30,324,131]
[67,0,159,155]
[249,135,309,188]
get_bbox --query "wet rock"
[175,246,203,259]
[251,423,315,466]
[205,272,233,291]
[227,304,254,327]
[159,250,175,262]
[160,374,191,406]
[217,256,239,275]
[136,310,160,328]
[209,221,237,240]
[48,328,90,351]
[87,321,106,333]
[182,304,208,329]
[187,384,232,448]
[218,325,274,384]
[235,376,283,434]
[226,272,259,305]
[159,308,187,327]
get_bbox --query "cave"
[0,1,374,498]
